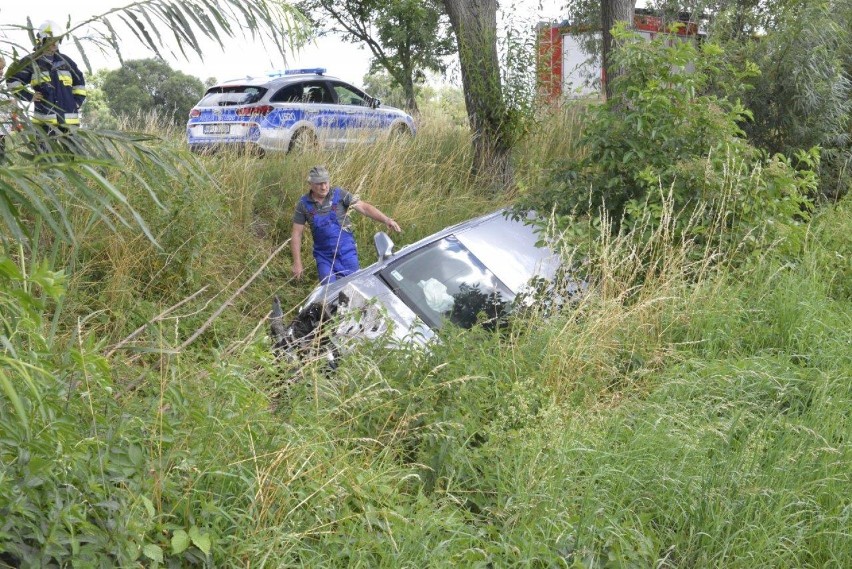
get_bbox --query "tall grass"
[2,107,849,566]
[264,190,848,567]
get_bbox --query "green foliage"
[729,0,851,200]
[0,282,260,566]
[560,0,602,27]
[260,201,851,565]
[0,256,64,439]
[1,101,850,566]
[296,0,454,112]
[1,0,307,249]
[0,2,308,564]
[101,59,205,126]
[420,84,467,125]
[497,2,543,146]
[521,24,815,260]
[81,69,120,130]
[0,125,193,247]
[648,0,851,200]
[0,259,143,566]
[1,0,850,559]
[704,0,801,40]
[804,193,852,301]
[361,70,430,110]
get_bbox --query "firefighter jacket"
[6,51,86,126]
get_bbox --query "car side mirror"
[374,232,394,260]
[370,97,381,109]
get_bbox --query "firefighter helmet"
[36,20,63,44]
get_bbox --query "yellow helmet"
[36,20,63,44]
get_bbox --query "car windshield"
[198,86,267,107]
[379,236,515,330]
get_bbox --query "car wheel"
[289,128,318,153]
[243,143,265,158]
[388,123,413,140]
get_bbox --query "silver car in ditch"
[270,209,570,363]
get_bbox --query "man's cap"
[307,166,330,184]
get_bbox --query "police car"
[186,68,416,154]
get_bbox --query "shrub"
[521,24,815,262]
[716,0,852,201]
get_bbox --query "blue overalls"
[302,188,360,284]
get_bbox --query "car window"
[270,84,303,103]
[301,82,334,104]
[332,83,369,106]
[379,236,515,330]
[198,86,267,106]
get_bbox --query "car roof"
[214,71,342,89]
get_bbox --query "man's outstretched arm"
[352,201,401,233]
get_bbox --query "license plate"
[203,124,230,135]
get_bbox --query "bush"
[715,0,852,201]
[520,24,815,262]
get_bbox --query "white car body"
[187,68,415,153]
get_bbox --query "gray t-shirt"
[293,187,359,230]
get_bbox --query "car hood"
[302,273,433,347]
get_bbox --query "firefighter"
[5,20,87,144]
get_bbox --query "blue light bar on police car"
[284,68,326,75]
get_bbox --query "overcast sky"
[1,1,570,86]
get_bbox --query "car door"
[299,81,339,144]
[329,81,378,144]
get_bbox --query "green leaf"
[141,495,156,517]
[189,526,212,555]
[0,257,22,279]
[171,529,191,554]
[0,369,30,439]
[143,543,163,563]
[128,444,144,466]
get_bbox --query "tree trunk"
[401,72,419,114]
[601,0,636,100]
[396,43,420,114]
[390,65,420,114]
[442,0,512,187]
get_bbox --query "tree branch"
[105,285,210,358]
[178,238,291,351]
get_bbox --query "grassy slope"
[2,111,850,567]
[274,198,849,567]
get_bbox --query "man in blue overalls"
[291,165,402,284]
